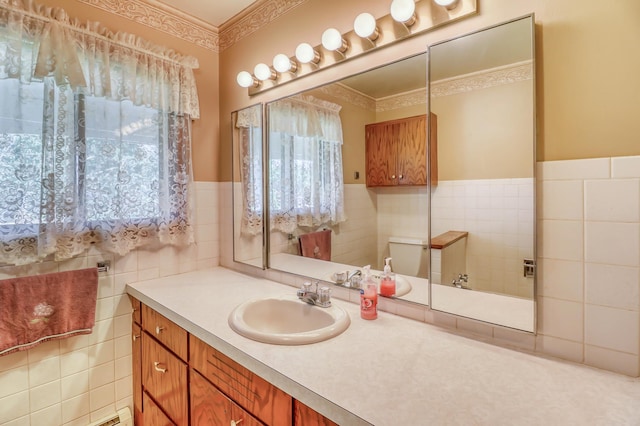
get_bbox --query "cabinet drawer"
[143,333,188,425]
[143,391,176,426]
[191,369,263,426]
[142,304,188,360]
[190,335,292,425]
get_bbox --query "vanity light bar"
[237,0,477,95]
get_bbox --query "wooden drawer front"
[143,391,176,426]
[143,333,188,426]
[190,335,292,425]
[191,369,262,426]
[129,295,142,325]
[142,304,188,360]
[133,323,143,422]
[294,400,338,426]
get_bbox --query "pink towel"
[299,229,332,261]
[0,268,98,356]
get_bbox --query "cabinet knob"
[155,325,164,335]
[391,174,396,179]
[231,420,243,426]
[132,334,140,341]
[399,174,403,179]
[153,361,167,373]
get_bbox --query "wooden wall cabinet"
[365,113,437,187]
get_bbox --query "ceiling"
[155,0,259,27]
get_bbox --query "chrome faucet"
[452,273,470,289]
[297,281,332,308]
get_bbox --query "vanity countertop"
[126,267,640,425]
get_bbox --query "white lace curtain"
[268,95,346,234]
[236,105,263,236]
[0,0,199,265]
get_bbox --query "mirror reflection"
[267,53,430,305]
[232,104,265,268]
[428,15,536,331]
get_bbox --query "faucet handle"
[318,286,331,307]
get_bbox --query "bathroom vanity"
[126,267,640,425]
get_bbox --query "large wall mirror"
[231,104,266,269]
[253,15,535,332]
[428,15,536,332]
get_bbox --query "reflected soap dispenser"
[380,257,396,298]
[360,265,378,320]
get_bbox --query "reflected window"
[268,95,346,234]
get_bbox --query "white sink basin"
[228,295,350,345]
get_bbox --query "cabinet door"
[143,391,176,426]
[191,370,263,426]
[294,400,338,426]
[142,332,188,425]
[396,115,427,186]
[365,122,397,187]
[133,323,143,425]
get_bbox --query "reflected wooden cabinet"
[133,303,339,426]
[365,114,437,187]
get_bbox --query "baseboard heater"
[88,407,132,426]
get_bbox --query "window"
[0,2,199,265]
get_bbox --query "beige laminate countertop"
[126,267,640,426]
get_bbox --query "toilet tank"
[388,236,429,277]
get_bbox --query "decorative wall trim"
[219,0,308,51]
[78,0,219,51]
[317,83,376,112]
[431,60,533,98]
[376,88,426,112]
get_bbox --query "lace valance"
[0,0,200,118]
[269,95,343,144]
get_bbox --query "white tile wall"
[537,156,640,376]
[0,181,219,425]
[431,178,535,297]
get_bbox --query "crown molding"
[318,83,376,112]
[431,60,533,98]
[219,0,307,52]
[78,0,219,51]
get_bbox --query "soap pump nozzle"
[384,257,392,274]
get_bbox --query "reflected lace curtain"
[0,0,199,265]
[268,95,346,234]
[236,105,263,236]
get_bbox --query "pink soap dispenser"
[360,265,378,320]
[380,257,396,298]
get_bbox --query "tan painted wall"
[36,0,219,182]
[219,0,640,181]
[433,80,534,180]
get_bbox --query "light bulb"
[254,63,274,81]
[434,0,459,9]
[273,53,297,73]
[295,43,320,64]
[321,28,348,53]
[390,0,416,25]
[236,71,255,88]
[354,12,379,41]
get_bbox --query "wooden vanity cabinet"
[365,113,437,187]
[134,303,341,426]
